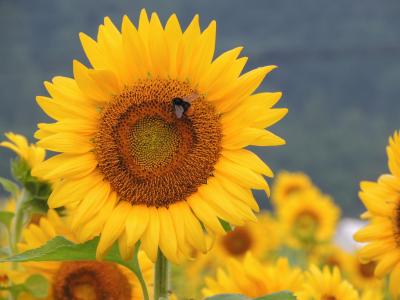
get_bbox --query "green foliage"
[0,211,14,229]
[0,274,49,299]
[218,218,233,232]
[255,291,296,300]
[0,236,150,300]
[205,291,296,300]
[0,177,18,197]
[205,295,251,300]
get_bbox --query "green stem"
[154,249,169,300]
[10,189,27,255]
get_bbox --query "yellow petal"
[141,207,160,262]
[37,132,93,154]
[158,207,179,263]
[96,201,132,259]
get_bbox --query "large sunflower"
[354,131,400,294]
[32,10,287,262]
[202,252,304,298]
[19,209,153,300]
[297,265,359,300]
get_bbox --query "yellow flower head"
[360,289,384,300]
[202,253,304,298]
[272,171,316,207]
[0,132,45,169]
[18,209,153,300]
[297,265,359,300]
[32,9,287,263]
[354,131,400,279]
[213,212,282,260]
[345,253,382,291]
[310,244,351,271]
[277,189,340,247]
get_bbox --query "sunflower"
[1,133,45,169]
[297,265,359,300]
[277,189,340,248]
[18,209,153,300]
[354,131,400,281]
[202,252,304,298]
[32,9,287,263]
[212,212,282,259]
[310,245,351,271]
[345,253,382,291]
[360,289,384,300]
[272,171,316,207]
[0,262,35,300]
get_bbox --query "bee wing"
[174,105,184,118]
[183,93,200,103]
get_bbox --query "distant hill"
[1,0,400,216]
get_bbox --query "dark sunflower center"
[322,296,336,300]
[53,261,131,300]
[95,79,222,207]
[358,261,376,278]
[221,227,253,256]
[284,184,302,197]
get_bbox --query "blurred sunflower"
[354,131,400,280]
[311,244,350,271]
[297,265,359,300]
[272,171,315,207]
[345,255,382,291]
[277,189,340,248]
[19,209,153,300]
[0,133,45,170]
[202,252,303,298]
[0,262,35,300]
[360,289,384,300]
[213,212,282,259]
[32,9,287,263]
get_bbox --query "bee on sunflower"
[32,8,287,267]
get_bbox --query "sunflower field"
[0,5,399,300]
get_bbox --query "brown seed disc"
[95,79,222,207]
[53,261,131,300]
[358,261,376,278]
[221,227,253,256]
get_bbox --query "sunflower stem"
[10,189,27,255]
[154,249,169,300]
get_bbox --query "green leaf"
[255,291,297,300]
[0,211,14,228]
[0,236,112,263]
[0,177,18,197]
[205,294,251,300]
[218,218,233,232]
[24,274,49,298]
[0,236,150,300]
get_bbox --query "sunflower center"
[221,227,253,256]
[130,116,180,170]
[358,261,376,278]
[322,296,336,300]
[53,261,131,300]
[95,79,222,207]
[284,184,302,197]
